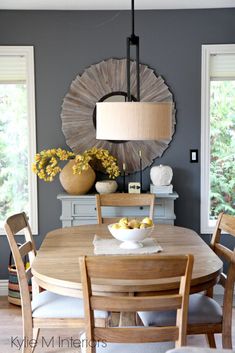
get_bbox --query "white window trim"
[201,44,235,234]
[0,46,38,235]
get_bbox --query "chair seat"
[32,291,108,319]
[80,331,174,353]
[81,339,174,353]
[138,293,222,327]
[95,342,174,353]
[166,348,235,353]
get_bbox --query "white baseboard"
[0,280,8,296]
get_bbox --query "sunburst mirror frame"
[61,58,176,174]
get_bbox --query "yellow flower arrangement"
[32,147,120,182]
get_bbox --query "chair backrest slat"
[91,294,183,312]
[94,326,179,344]
[80,254,194,353]
[98,193,155,206]
[100,217,127,224]
[220,216,235,236]
[5,213,28,235]
[19,241,33,259]
[85,255,188,280]
[96,193,155,224]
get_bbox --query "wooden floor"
[0,296,234,353]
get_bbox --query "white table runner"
[93,235,162,255]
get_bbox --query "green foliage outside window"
[210,81,235,219]
[0,84,29,228]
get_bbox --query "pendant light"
[96,0,172,141]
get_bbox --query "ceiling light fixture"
[96,0,172,141]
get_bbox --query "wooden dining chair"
[79,254,194,353]
[95,193,155,224]
[4,212,108,353]
[139,213,235,349]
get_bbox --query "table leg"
[119,292,136,327]
[119,311,136,326]
[109,312,120,327]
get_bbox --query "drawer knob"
[139,206,143,210]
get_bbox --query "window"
[201,44,235,233]
[0,46,37,234]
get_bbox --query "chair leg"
[222,314,233,349]
[222,333,232,349]
[119,312,136,326]
[109,312,120,327]
[22,327,33,353]
[206,333,216,348]
[22,312,34,353]
[32,328,40,353]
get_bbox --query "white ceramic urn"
[150,165,173,186]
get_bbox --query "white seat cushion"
[138,293,222,326]
[95,342,175,353]
[32,291,108,319]
[80,331,174,353]
[166,348,235,353]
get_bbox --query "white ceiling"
[1,0,235,10]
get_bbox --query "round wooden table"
[32,224,223,298]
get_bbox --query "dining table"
[31,223,223,326]
[32,223,222,297]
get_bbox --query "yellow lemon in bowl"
[141,217,153,227]
[128,219,141,229]
[118,217,129,227]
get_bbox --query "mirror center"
[93,91,137,144]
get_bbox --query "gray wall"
[0,9,235,279]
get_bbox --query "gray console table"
[57,192,179,227]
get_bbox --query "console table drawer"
[101,202,165,218]
[72,202,97,217]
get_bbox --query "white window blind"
[210,53,235,80]
[0,55,26,82]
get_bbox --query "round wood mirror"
[61,58,176,173]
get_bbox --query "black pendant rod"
[127,0,140,102]
[131,0,135,36]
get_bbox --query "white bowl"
[108,224,154,249]
[95,180,118,194]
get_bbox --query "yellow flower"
[34,154,41,162]
[33,147,120,182]
[32,164,37,173]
